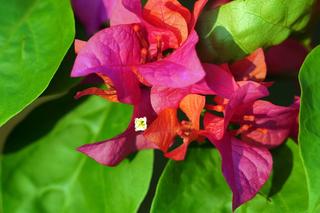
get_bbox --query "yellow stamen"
[237,124,252,135]
[243,115,255,122]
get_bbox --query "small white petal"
[135,117,147,131]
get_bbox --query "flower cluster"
[71,0,300,210]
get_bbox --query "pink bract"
[77,89,158,166]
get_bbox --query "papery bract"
[238,100,300,148]
[150,63,237,113]
[136,31,205,88]
[71,24,142,104]
[144,94,205,160]
[202,79,299,208]
[203,129,272,210]
[143,0,191,48]
[205,81,269,141]
[72,29,205,96]
[230,48,267,81]
[108,0,142,26]
[77,89,158,166]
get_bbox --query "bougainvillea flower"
[72,0,208,102]
[230,48,267,82]
[206,80,298,147]
[150,63,238,113]
[77,88,159,166]
[142,0,208,52]
[205,81,270,141]
[203,127,272,210]
[144,94,205,160]
[72,24,142,104]
[265,38,308,75]
[201,81,299,208]
[142,0,191,50]
[108,0,207,54]
[201,82,274,209]
[236,99,300,148]
[72,0,109,35]
[72,26,205,103]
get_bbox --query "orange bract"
[143,0,191,46]
[74,39,87,54]
[143,108,180,151]
[144,94,205,155]
[179,94,205,130]
[231,48,267,82]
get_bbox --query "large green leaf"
[298,45,320,213]
[151,140,307,213]
[1,95,153,213]
[0,0,75,127]
[197,0,315,62]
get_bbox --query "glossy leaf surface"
[0,0,75,126]
[197,0,315,62]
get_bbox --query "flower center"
[132,24,166,63]
[177,120,197,143]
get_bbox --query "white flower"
[135,117,147,131]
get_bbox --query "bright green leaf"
[151,140,307,213]
[197,0,315,62]
[0,0,75,127]
[151,147,232,213]
[1,95,153,213]
[298,45,320,213]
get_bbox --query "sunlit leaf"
[0,0,75,126]
[197,0,315,62]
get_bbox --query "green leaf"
[298,45,320,213]
[197,0,315,62]
[1,95,153,213]
[0,0,75,127]
[151,140,307,213]
[151,147,232,213]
